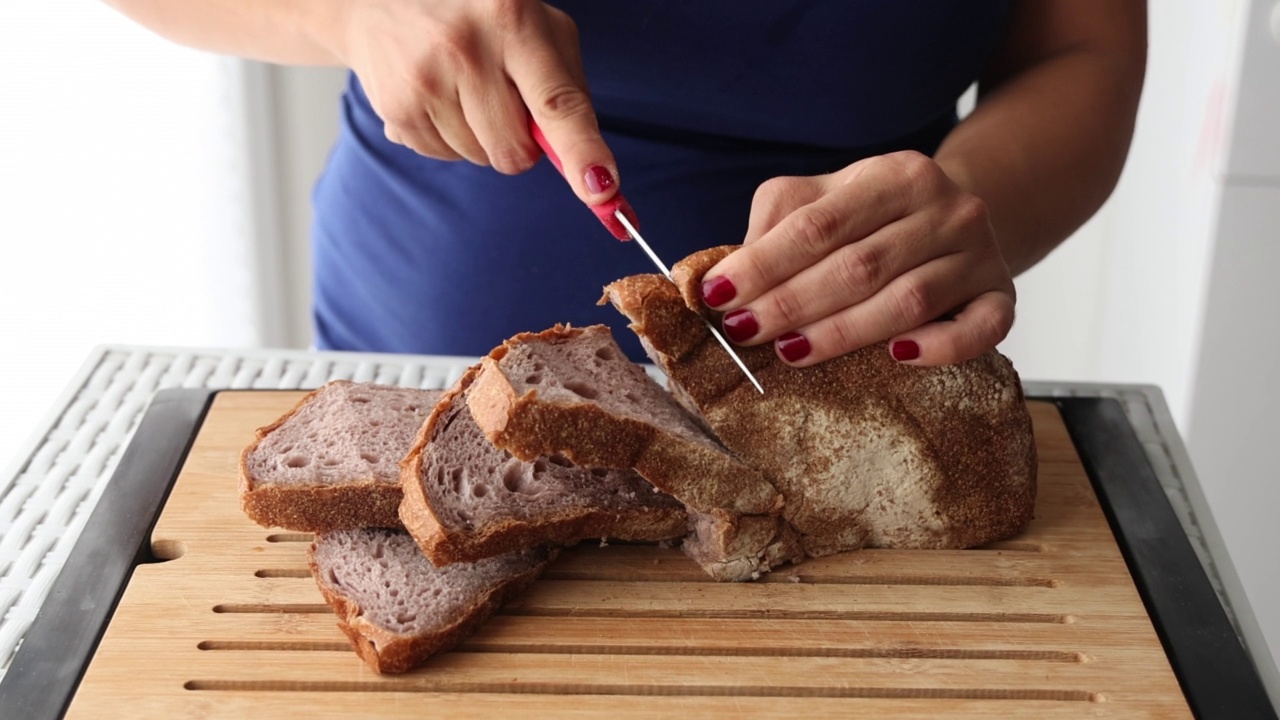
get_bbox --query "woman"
[105,1,1147,366]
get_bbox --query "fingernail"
[776,332,811,363]
[891,340,920,361]
[701,276,736,307]
[584,165,615,195]
[722,309,758,344]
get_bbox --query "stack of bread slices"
[238,246,1038,674]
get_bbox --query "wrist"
[288,0,353,66]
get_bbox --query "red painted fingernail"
[721,309,758,343]
[891,340,920,361]
[584,165,615,194]
[701,276,736,307]
[776,332,811,363]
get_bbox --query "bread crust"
[401,364,688,566]
[308,538,553,674]
[241,480,404,533]
[465,324,783,517]
[604,246,1037,555]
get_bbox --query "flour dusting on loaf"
[603,245,1036,557]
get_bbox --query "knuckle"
[787,206,840,257]
[890,150,942,192]
[891,278,934,329]
[431,26,482,69]
[752,176,814,221]
[952,193,991,232]
[532,83,592,119]
[754,176,802,205]
[768,285,808,329]
[976,299,1014,345]
[824,315,862,356]
[489,145,537,175]
[544,6,580,41]
[831,243,883,293]
[379,101,417,130]
[485,0,530,34]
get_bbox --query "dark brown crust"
[241,481,403,533]
[606,247,1037,552]
[238,382,407,532]
[400,363,688,566]
[464,324,782,516]
[308,540,554,674]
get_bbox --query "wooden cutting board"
[65,391,1193,719]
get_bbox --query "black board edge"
[0,388,217,720]
[1048,396,1278,719]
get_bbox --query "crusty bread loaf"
[309,528,553,673]
[240,381,443,532]
[465,324,782,517]
[400,364,688,566]
[603,245,1037,557]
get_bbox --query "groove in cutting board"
[253,566,1058,586]
[64,394,1195,719]
[196,640,1084,662]
[181,680,1101,702]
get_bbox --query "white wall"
[1185,0,1280,692]
[999,1,1243,431]
[0,3,262,470]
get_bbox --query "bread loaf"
[602,246,1037,557]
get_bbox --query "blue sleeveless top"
[312,1,1010,360]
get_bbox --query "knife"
[529,119,765,394]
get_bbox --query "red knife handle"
[529,118,635,241]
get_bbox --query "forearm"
[935,2,1146,276]
[102,0,344,66]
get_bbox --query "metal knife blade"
[613,212,765,394]
[528,118,764,394]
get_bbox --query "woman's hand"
[700,151,1015,367]
[334,0,617,203]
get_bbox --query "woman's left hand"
[700,150,1015,367]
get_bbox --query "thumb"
[508,47,617,205]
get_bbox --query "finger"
[722,214,941,346]
[702,154,923,311]
[770,254,1000,367]
[460,75,540,174]
[742,176,825,246]
[388,117,463,161]
[505,17,616,203]
[424,87,490,166]
[887,290,1015,366]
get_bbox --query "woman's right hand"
[332,0,619,203]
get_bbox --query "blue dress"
[311,1,1010,360]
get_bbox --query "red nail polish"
[702,276,736,307]
[584,165,615,194]
[776,332,811,363]
[722,309,758,343]
[891,340,920,361]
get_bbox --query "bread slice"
[603,245,1037,557]
[240,381,443,532]
[309,528,553,674]
[400,364,688,566]
[464,324,782,516]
